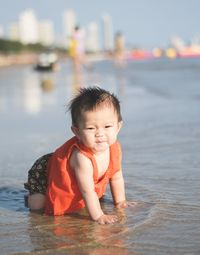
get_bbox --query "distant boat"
[34,52,59,71]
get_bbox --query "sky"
[0,0,200,49]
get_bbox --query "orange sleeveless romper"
[45,136,122,216]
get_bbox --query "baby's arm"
[110,169,126,205]
[70,150,118,224]
[110,170,137,208]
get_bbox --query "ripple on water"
[0,191,153,255]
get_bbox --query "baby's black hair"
[69,86,122,127]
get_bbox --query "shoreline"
[0,53,38,67]
[0,52,109,68]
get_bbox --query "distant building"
[170,36,185,51]
[63,9,76,48]
[102,14,113,51]
[19,9,39,44]
[38,20,54,46]
[86,22,99,53]
[8,22,20,41]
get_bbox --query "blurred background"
[0,1,200,255]
[0,0,200,63]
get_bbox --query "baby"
[24,86,134,224]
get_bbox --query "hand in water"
[96,214,118,225]
[115,200,137,209]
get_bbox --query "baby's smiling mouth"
[96,140,106,144]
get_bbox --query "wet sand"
[0,58,200,254]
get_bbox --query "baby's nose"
[95,128,104,136]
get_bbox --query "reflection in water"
[23,74,42,114]
[0,67,59,116]
[26,204,143,255]
[69,59,93,98]
[0,184,146,254]
[24,199,150,254]
[115,64,127,96]
[24,71,57,114]
[40,78,55,92]
[71,67,84,94]
[39,72,56,93]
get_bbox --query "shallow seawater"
[0,58,200,254]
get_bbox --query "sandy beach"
[0,57,200,255]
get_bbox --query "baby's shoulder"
[70,148,92,169]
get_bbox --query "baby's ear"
[118,121,123,131]
[71,126,80,138]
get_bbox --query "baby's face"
[72,104,122,154]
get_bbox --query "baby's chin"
[92,143,110,153]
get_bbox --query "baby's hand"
[115,200,137,209]
[96,214,118,225]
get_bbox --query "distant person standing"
[114,31,126,66]
[69,26,85,71]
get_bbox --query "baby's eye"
[105,125,112,128]
[86,127,95,130]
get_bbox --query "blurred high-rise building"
[170,36,185,51]
[63,9,76,48]
[19,9,39,44]
[38,20,54,46]
[8,23,20,41]
[102,14,113,51]
[86,22,99,53]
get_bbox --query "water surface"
[0,58,200,254]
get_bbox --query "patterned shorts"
[24,153,53,195]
